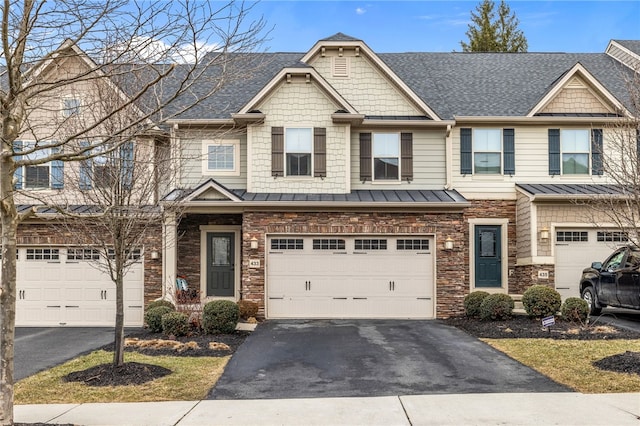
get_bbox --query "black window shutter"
[548,129,561,175]
[503,129,515,175]
[400,133,413,181]
[314,127,326,177]
[460,128,472,174]
[591,129,603,175]
[271,127,284,176]
[359,133,372,181]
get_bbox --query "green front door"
[206,232,235,297]
[475,225,502,288]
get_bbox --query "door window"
[603,250,626,271]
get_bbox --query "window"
[271,239,304,250]
[79,141,133,190]
[17,141,63,190]
[202,140,239,175]
[313,239,345,250]
[597,231,629,242]
[373,133,399,180]
[107,248,142,260]
[67,247,100,261]
[473,129,501,174]
[397,239,430,250]
[603,250,626,271]
[62,97,81,117]
[561,130,590,175]
[285,128,312,176]
[354,239,387,250]
[556,231,588,242]
[26,248,60,261]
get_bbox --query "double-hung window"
[15,141,64,189]
[202,140,239,176]
[285,128,312,176]
[62,97,81,117]
[373,133,400,180]
[473,129,502,174]
[560,130,590,175]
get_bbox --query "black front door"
[206,232,235,297]
[475,225,502,288]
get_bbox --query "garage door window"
[556,231,588,242]
[67,247,100,261]
[597,231,628,242]
[312,239,345,250]
[107,248,142,260]
[271,239,303,250]
[397,239,429,250]
[354,239,387,250]
[26,248,59,260]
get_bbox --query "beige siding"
[516,192,532,259]
[179,130,247,189]
[310,49,421,116]
[350,129,446,190]
[452,126,616,200]
[249,78,348,193]
[540,78,612,114]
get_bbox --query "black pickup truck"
[580,245,640,315]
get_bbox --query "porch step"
[510,294,526,315]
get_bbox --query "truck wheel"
[581,286,602,316]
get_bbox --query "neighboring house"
[9,34,640,325]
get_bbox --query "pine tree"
[461,0,528,52]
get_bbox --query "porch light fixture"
[444,237,454,250]
[150,250,160,260]
[250,237,259,250]
[540,228,549,241]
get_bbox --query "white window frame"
[21,141,53,189]
[285,128,313,177]
[372,132,400,182]
[201,139,240,176]
[473,129,502,175]
[61,96,82,117]
[560,129,590,175]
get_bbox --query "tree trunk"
[0,126,19,425]
[113,253,125,367]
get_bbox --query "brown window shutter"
[271,127,284,176]
[359,133,372,181]
[401,133,413,180]
[314,127,326,177]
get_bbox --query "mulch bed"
[61,328,251,387]
[443,315,640,376]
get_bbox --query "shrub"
[161,311,190,337]
[561,297,589,323]
[238,300,259,320]
[146,299,176,311]
[479,293,514,321]
[144,306,174,333]
[464,291,490,318]
[203,300,239,334]
[522,285,561,318]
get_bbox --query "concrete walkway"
[16,392,640,425]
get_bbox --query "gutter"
[454,116,627,125]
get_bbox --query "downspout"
[445,124,453,190]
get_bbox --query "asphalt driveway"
[15,327,115,380]
[209,319,569,400]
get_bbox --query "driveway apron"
[209,319,569,399]
[15,327,115,380]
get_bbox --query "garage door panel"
[267,236,434,319]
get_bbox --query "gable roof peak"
[321,32,361,42]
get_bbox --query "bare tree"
[581,67,640,245]
[0,1,266,423]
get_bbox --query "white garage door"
[267,236,434,319]
[15,247,144,327]
[555,229,626,300]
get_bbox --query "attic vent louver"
[333,57,349,77]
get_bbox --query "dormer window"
[62,97,81,117]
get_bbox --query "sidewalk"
[16,392,640,425]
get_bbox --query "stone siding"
[242,210,467,318]
[512,264,555,295]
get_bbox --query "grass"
[484,338,640,393]
[15,350,228,404]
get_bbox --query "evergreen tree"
[461,0,528,52]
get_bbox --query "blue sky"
[250,1,640,53]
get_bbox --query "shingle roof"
[320,33,362,42]
[614,40,640,56]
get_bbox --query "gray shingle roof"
[321,33,362,42]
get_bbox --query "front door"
[206,232,235,297]
[475,225,502,288]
